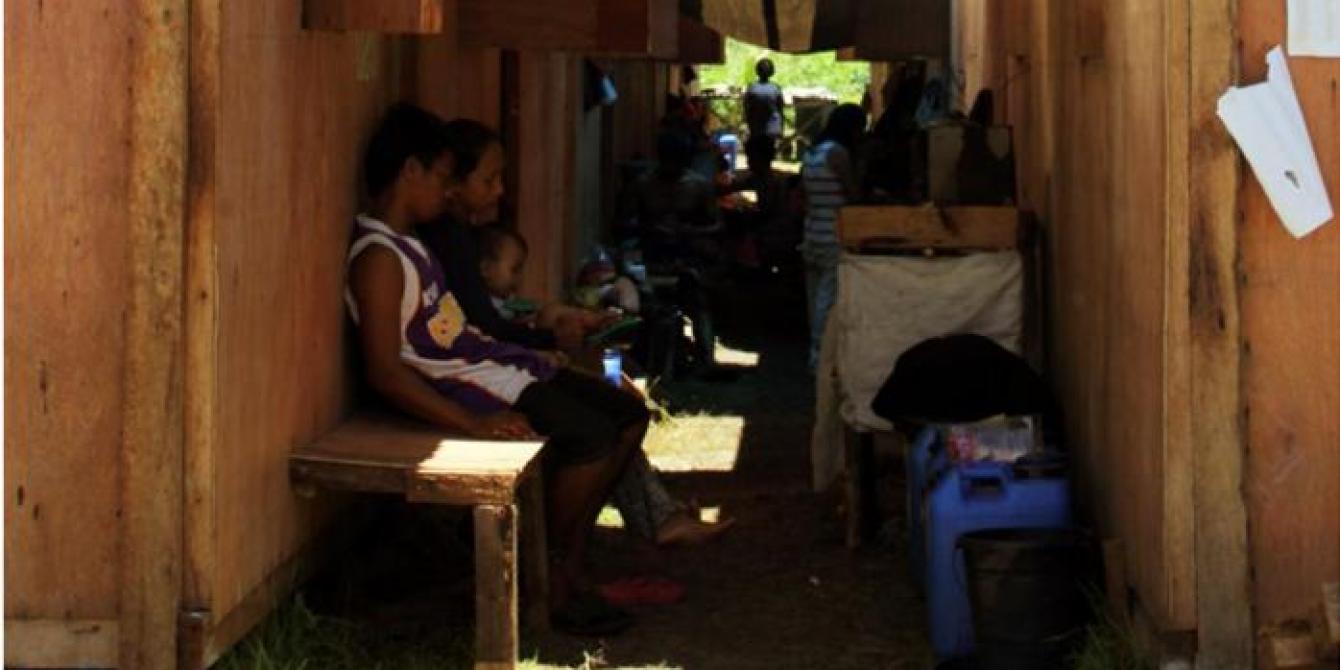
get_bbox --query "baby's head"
[477,225,528,299]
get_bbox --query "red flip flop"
[598,576,686,606]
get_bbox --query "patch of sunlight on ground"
[715,345,759,367]
[676,329,759,369]
[596,505,625,529]
[596,505,722,530]
[643,414,745,472]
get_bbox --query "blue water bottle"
[602,349,623,387]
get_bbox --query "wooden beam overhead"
[675,16,725,64]
[836,46,861,62]
[459,0,677,58]
[303,0,447,34]
[851,0,951,61]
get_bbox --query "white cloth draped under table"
[811,251,1025,491]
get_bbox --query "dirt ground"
[297,267,932,669]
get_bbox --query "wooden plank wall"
[957,0,1197,630]
[5,0,133,623]
[572,100,607,273]
[1238,0,1340,637]
[412,33,502,125]
[204,2,403,623]
[609,60,668,169]
[514,52,583,303]
[853,0,951,61]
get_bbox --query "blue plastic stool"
[924,459,1071,661]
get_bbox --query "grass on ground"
[217,597,678,670]
[1068,592,1158,670]
[217,406,721,670]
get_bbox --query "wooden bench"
[290,411,549,670]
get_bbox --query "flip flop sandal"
[551,592,634,637]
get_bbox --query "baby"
[476,225,612,348]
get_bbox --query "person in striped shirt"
[800,103,867,371]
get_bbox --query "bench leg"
[519,472,550,632]
[474,504,518,670]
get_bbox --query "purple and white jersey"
[345,215,555,413]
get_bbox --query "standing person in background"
[743,57,785,204]
[800,103,867,371]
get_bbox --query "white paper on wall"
[1289,0,1340,58]
[1217,46,1333,238]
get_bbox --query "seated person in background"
[476,214,731,550]
[571,253,641,315]
[347,103,643,635]
[624,128,724,372]
[627,128,723,267]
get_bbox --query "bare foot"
[654,511,736,546]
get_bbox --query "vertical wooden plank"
[413,7,502,127]
[1161,0,1197,632]
[867,62,891,123]
[207,2,397,642]
[1189,0,1251,665]
[519,473,550,631]
[1013,0,1195,635]
[474,504,519,670]
[515,51,559,302]
[121,0,188,666]
[184,0,221,651]
[5,0,132,622]
[1237,0,1340,658]
[552,54,579,291]
[4,620,120,668]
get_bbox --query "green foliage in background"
[698,38,870,103]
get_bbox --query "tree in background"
[698,39,870,104]
[698,39,870,159]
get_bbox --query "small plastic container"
[602,349,623,387]
[716,132,740,172]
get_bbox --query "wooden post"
[1187,0,1252,666]
[182,1,221,666]
[519,472,550,632]
[121,0,188,668]
[474,504,519,670]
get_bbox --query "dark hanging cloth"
[691,0,854,53]
[871,334,1057,427]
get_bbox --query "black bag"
[871,334,1056,426]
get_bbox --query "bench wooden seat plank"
[289,411,548,669]
[291,413,544,505]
